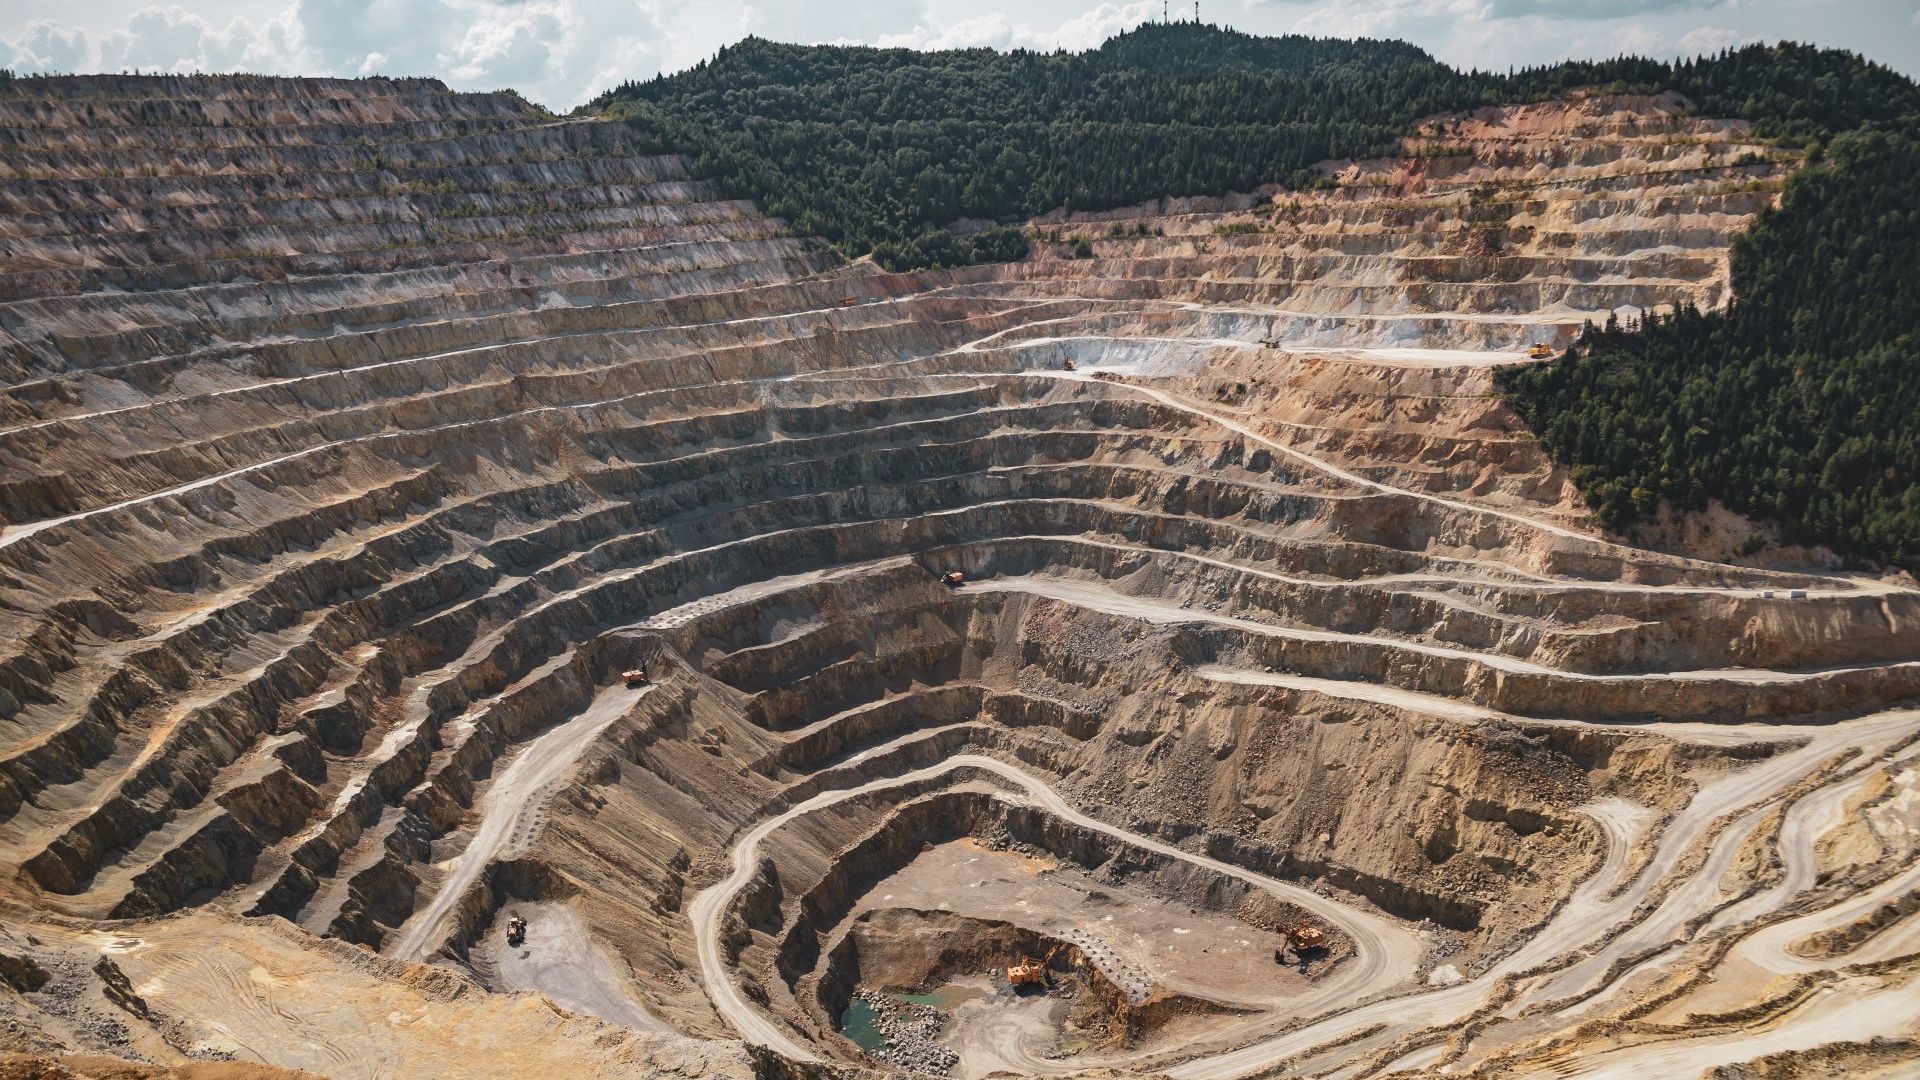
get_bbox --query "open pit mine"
[0,74,1917,1080]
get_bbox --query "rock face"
[1,75,1917,1080]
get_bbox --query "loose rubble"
[853,990,959,1076]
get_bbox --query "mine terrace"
[0,70,1915,1080]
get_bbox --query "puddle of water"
[895,982,987,1010]
[841,981,986,1052]
[838,996,887,1054]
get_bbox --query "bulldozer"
[1062,358,1076,371]
[1526,343,1554,360]
[1007,945,1062,989]
[623,668,648,688]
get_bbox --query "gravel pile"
[854,989,958,1076]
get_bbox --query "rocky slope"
[0,76,1915,1080]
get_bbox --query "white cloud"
[1487,0,1726,16]
[876,15,1017,51]
[93,6,302,75]
[875,2,1158,52]
[0,0,667,106]
[6,20,89,73]
[292,0,441,78]
[4,0,1918,107]
[407,0,671,105]
[746,0,923,46]
[1049,1,1163,49]
[1284,0,1490,40]
[1604,21,1672,56]
[1677,24,1761,54]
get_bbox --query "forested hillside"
[1496,47,1919,568]
[1501,128,1920,566]
[589,24,1914,269]
[590,22,1920,567]
[590,26,1472,269]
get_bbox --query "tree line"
[1499,127,1919,566]
[588,24,1915,269]
[589,23,1919,566]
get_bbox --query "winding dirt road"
[1157,707,1920,1080]
[391,683,650,962]
[685,702,1910,1080]
[649,548,1917,1077]
[687,751,1426,1066]
[971,575,1911,686]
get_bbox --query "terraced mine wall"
[819,908,1243,1055]
[2,75,1917,1080]
[785,788,1362,1026]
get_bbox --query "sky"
[4,0,1918,111]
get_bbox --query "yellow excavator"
[1526,343,1554,360]
[1285,924,1326,951]
[1275,923,1326,966]
[1007,944,1062,988]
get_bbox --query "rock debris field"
[0,75,1915,1080]
[851,990,961,1075]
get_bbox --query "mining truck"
[505,915,527,947]
[942,571,966,588]
[1062,358,1076,371]
[623,668,648,688]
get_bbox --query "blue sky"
[5,0,1918,110]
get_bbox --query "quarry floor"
[855,838,1316,1009]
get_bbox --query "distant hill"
[587,24,1483,268]
[589,24,1914,270]
[589,23,1920,567]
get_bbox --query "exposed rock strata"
[0,76,1914,1080]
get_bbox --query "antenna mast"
[1163,0,1169,22]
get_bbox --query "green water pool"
[839,982,986,1051]
[838,996,887,1054]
